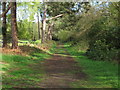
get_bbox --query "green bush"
[87,41,119,61]
[57,30,74,42]
[34,40,41,44]
[86,19,120,62]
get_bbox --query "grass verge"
[66,45,118,88]
[1,45,51,88]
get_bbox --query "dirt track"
[39,45,86,88]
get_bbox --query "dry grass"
[1,48,23,55]
[0,42,53,56]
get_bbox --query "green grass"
[1,46,51,88]
[49,44,57,54]
[1,43,119,88]
[66,45,118,88]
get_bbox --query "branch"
[0,3,12,18]
[111,2,120,12]
[46,14,63,21]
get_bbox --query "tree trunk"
[49,23,54,40]
[41,4,47,43]
[0,3,12,18]
[47,23,54,40]
[37,12,40,39]
[47,24,50,41]
[32,22,35,41]
[11,2,18,49]
[2,2,7,48]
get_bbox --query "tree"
[37,12,40,39]
[47,22,54,40]
[0,3,12,18]
[86,2,120,61]
[2,2,7,48]
[11,2,18,49]
[41,3,47,43]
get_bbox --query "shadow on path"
[39,45,87,88]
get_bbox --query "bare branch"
[0,3,12,18]
[46,14,63,21]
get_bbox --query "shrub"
[57,30,74,42]
[86,20,120,62]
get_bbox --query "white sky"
[0,1,109,23]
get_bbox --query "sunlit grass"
[1,43,119,88]
[66,45,118,88]
[1,46,51,88]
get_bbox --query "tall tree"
[41,3,47,43]
[37,12,40,39]
[2,2,7,48]
[11,2,18,49]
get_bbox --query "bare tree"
[41,3,47,43]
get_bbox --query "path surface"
[39,45,86,88]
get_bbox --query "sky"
[0,1,110,23]
[17,2,42,22]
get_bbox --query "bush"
[87,40,119,61]
[34,40,41,44]
[57,30,74,42]
[86,20,120,62]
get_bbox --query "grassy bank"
[1,45,51,88]
[66,45,118,88]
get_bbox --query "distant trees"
[49,2,120,61]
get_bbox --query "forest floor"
[39,45,87,88]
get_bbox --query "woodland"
[0,1,119,88]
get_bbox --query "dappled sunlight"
[1,45,51,88]
[1,42,119,88]
[0,1,119,88]
[53,53,71,57]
